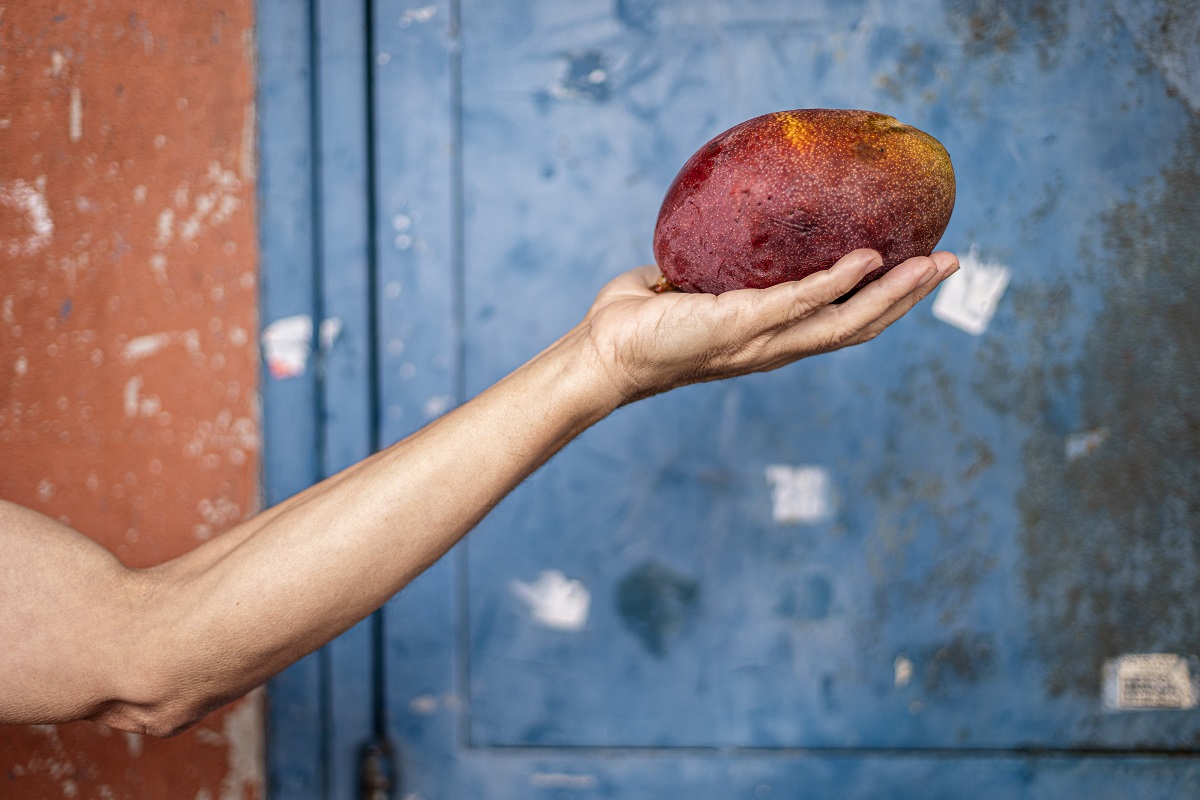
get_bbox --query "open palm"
[582,248,959,405]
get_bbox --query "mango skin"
[652,109,956,294]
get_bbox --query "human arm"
[0,248,956,735]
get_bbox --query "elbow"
[97,698,208,738]
[96,663,231,737]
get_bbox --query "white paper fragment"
[766,465,833,524]
[261,314,313,379]
[510,570,590,631]
[1103,653,1198,711]
[894,655,914,688]
[319,317,343,352]
[1066,428,1109,462]
[408,695,438,715]
[932,245,1011,335]
[399,5,437,27]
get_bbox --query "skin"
[0,248,957,737]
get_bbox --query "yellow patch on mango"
[776,113,809,149]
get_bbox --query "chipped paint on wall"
[1015,123,1200,700]
[218,688,266,800]
[511,569,591,631]
[1,1,262,797]
[0,177,54,258]
[931,244,1010,335]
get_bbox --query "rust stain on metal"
[1015,123,1200,698]
[944,0,1069,69]
[1,1,262,798]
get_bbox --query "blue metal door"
[258,0,1200,796]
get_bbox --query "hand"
[581,248,959,405]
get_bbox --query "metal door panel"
[258,0,1200,795]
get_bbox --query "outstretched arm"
[0,248,956,736]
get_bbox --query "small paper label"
[261,314,313,379]
[1103,653,1199,711]
[766,465,833,524]
[511,570,590,631]
[932,244,1010,335]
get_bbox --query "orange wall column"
[1,2,264,797]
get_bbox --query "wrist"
[539,322,628,421]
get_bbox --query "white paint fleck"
[155,208,175,248]
[894,655,914,688]
[198,496,242,531]
[123,376,143,417]
[385,281,402,299]
[240,101,257,182]
[50,50,67,77]
[931,244,1011,335]
[423,395,453,419]
[376,52,392,66]
[319,317,343,352]
[0,177,54,258]
[184,410,260,460]
[530,772,599,790]
[219,689,265,800]
[261,314,313,379]
[393,233,413,250]
[398,5,437,28]
[392,212,412,231]
[766,465,833,524]
[1066,428,1108,462]
[123,332,171,363]
[1103,653,1198,711]
[14,355,28,377]
[133,184,147,206]
[123,731,143,757]
[409,694,438,715]
[2,294,13,325]
[510,570,590,631]
[69,86,82,142]
[36,479,54,502]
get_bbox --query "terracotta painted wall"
[1,2,264,797]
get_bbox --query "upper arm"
[0,500,154,727]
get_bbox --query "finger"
[740,248,884,327]
[774,255,939,353]
[843,251,959,345]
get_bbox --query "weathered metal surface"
[1,1,263,799]
[259,0,1200,795]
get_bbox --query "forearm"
[124,324,618,730]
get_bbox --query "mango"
[652,109,955,294]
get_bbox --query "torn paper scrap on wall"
[932,244,1011,335]
[511,569,590,631]
[261,314,313,379]
[765,464,833,524]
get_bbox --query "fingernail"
[917,265,938,286]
